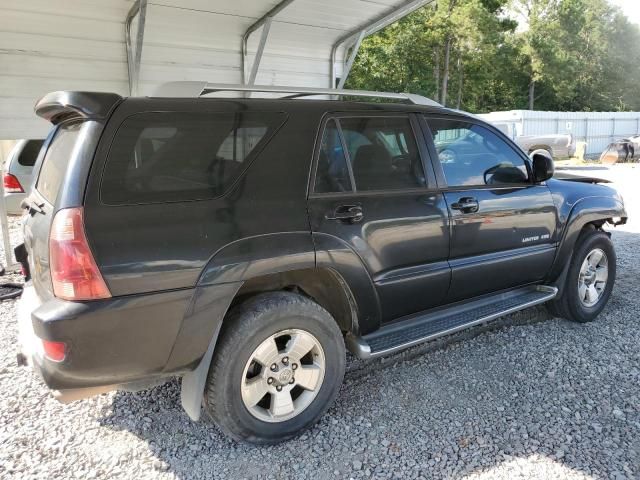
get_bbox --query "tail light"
[49,207,111,301]
[42,339,67,362]
[3,173,24,193]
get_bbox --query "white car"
[3,139,44,215]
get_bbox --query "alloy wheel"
[241,329,325,423]
[578,248,609,307]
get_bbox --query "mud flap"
[180,322,222,421]
[175,281,243,421]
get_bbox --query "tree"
[346,0,515,108]
[509,0,562,110]
[346,0,640,113]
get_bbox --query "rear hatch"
[21,91,122,299]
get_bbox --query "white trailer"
[479,110,640,157]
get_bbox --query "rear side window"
[101,111,285,204]
[37,122,83,204]
[17,139,44,167]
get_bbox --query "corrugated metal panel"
[138,0,380,92]
[482,110,640,155]
[0,0,429,139]
[0,0,134,139]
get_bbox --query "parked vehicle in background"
[600,135,640,164]
[624,135,640,155]
[489,121,576,159]
[16,85,627,445]
[3,139,44,214]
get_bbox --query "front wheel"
[548,230,616,323]
[205,292,345,444]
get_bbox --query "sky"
[610,0,640,25]
[512,0,639,31]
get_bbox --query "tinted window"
[37,122,83,204]
[18,139,44,167]
[101,111,285,204]
[427,119,528,187]
[340,116,425,191]
[315,120,353,193]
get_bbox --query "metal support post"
[125,0,148,96]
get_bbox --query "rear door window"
[314,120,353,193]
[101,111,285,204]
[340,116,425,192]
[314,115,426,194]
[36,122,84,204]
[18,139,44,167]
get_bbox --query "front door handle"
[451,197,479,213]
[326,205,364,223]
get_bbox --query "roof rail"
[151,82,442,107]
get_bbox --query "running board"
[347,285,558,359]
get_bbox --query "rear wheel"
[547,230,616,323]
[205,292,345,444]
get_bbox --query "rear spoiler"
[34,91,123,125]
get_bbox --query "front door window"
[429,119,529,187]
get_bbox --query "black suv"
[17,84,627,444]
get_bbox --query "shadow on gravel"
[98,230,640,480]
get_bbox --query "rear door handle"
[326,205,364,223]
[451,197,479,213]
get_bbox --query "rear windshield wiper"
[20,196,45,215]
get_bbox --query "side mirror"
[530,149,554,183]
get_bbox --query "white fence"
[480,110,640,156]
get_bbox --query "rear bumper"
[17,282,194,393]
[15,285,111,402]
[16,283,45,368]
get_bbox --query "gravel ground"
[1,165,639,480]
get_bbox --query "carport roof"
[1,0,434,139]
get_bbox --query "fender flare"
[312,232,381,335]
[547,196,626,284]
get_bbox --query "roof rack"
[151,81,442,107]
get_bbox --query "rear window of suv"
[36,122,84,204]
[101,111,286,204]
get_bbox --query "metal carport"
[0,0,433,139]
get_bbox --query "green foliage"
[345,0,640,112]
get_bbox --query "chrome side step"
[346,285,557,359]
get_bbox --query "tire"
[205,291,346,444]
[547,230,616,323]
